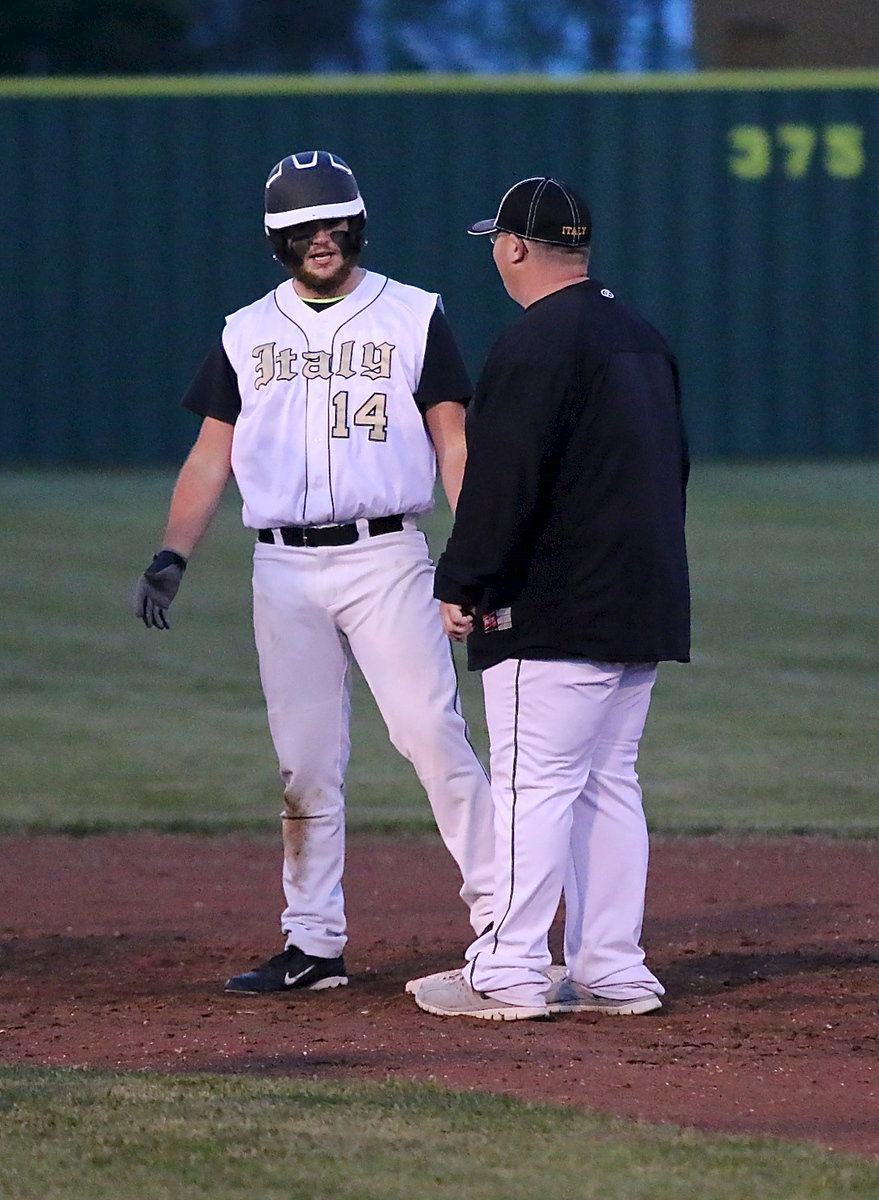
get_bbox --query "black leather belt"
[258,513,405,548]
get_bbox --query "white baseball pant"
[465,658,664,1008]
[251,527,495,958]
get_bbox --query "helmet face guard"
[267,214,367,270]
[264,151,367,267]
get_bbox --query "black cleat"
[223,945,348,994]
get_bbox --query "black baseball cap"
[468,176,592,247]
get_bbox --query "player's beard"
[294,255,356,297]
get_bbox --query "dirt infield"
[1,833,877,1158]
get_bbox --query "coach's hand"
[133,549,188,630]
[440,601,473,643]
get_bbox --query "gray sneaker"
[546,977,662,1015]
[406,962,566,996]
[413,974,550,1021]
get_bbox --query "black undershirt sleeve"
[181,342,241,425]
[414,304,473,412]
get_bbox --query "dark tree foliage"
[590,0,636,69]
[192,0,362,73]
[0,0,194,74]
[0,0,688,76]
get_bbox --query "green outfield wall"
[1,72,877,464]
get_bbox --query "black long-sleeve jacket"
[434,278,691,672]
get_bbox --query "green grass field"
[2,1069,878,1200]
[1,462,877,834]
[2,463,878,1194]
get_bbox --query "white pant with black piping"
[251,528,495,958]
[465,658,663,1008]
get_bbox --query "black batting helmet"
[264,150,367,264]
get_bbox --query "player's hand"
[440,602,473,642]
[133,549,188,630]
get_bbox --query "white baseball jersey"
[180,267,495,952]
[214,271,441,530]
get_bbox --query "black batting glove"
[133,549,188,630]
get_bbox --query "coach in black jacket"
[413,176,690,1022]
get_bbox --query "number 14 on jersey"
[331,391,388,442]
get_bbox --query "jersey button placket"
[303,371,332,522]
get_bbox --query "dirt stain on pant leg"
[281,793,309,878]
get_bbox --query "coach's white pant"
[465,658,663,1008]
[252,529,494,958]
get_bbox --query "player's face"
[289,219,356,296]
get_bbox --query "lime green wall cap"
[1,69,878,99]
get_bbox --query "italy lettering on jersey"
[222,271,440,529]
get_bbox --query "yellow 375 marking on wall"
[728,124,865,180]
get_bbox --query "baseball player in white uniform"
[134,150,494,994]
